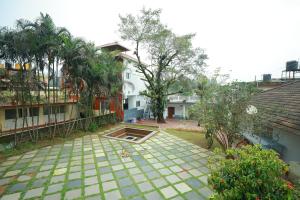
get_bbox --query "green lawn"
[164,128,222,150]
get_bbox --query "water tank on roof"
[263,74,271,82]
[286,60,298,71]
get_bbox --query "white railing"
[168,95,199,103]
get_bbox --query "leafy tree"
[119,8,207,123]
[189,76,259,149]
[0,13,123,143]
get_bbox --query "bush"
[208,145,295,200]
[88,122,98,132]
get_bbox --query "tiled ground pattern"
[0,128,213,200]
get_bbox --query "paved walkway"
[137,119,203,132]
[0,126,213,200]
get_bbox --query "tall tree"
[119,8,207,123]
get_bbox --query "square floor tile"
[174,182,192,193]
[160,186,178,199]
[166,174,181,184]
[102,180,117,191]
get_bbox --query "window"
[123,98,128,110]
[29,107,39,117]
[43,106,50,115]
[126,72,130,79]
[101,100,110,112]
[136,101,140,107]
[44,105,65,115]
[5,109,16,120]
[5,108,25,119]
[59,105,65,113]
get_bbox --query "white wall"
[123,58,147,110]
[127,95,147,110]
[166,103,193,119]
[273,129,300,162]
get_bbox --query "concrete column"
[0,109,4,132]
[39,106,45,125]
[183,104,186,119]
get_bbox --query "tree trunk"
[156,96,166,123]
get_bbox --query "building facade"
[100,42,148,122]
[248,81,300,162]
[165,95,198,119]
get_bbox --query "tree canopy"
[119,8,207,122]
[0,13,122,141]
[189,74,260,149]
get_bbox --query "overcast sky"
[1,0,300,81]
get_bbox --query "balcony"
[168,95,199,103]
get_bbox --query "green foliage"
[189,75,259,148]
[96,113,117,126]
[119,8,207,122]
[88,122,98,132]
[208,145,295,200]
[0,13,122,118]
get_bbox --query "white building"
[165,95,199,119]
[121,53,148,121]
[100,42,148,122]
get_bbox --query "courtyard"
[0,125,213,200]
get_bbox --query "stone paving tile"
[160,186,179,198]
[186,177,205,189]
[100,172,114,182]
[103,180,118,191]
[44,193,61,200]
[0,192,21,200]
[85,169,97,177]
[166,174,181,184]
[23,187,44,199]
[50,175,65,184]
[138,181,154,192]
[132,173,147,183]
[121,185,139,198]
[7,182,28,193]
[4,170,21,177]
[174,182,192,193]
[53,168,67,176]
[144,190,164,200]
[151,177,168,188]
[199,186,213,198]
[0,178,11,186]
[31,178,48,188]
[68,172,81,180]
[104,189,122,200]
[84,184,100,196]
[36,171,51,178]
[184,191,206,200]
[66,179,82,189]
[0,127,213,200]
[118,177,133,187]
[64,188,82,200]
[84,176,98,186]
[46,182,64,194]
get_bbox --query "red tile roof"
[252,80,300,135]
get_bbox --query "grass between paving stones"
[164,128,222,150]
[0,124,119,162]
[1,125,212,199]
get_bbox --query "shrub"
[88,122,98,132]
[208,145,295,200]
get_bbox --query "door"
[168,107,175,119]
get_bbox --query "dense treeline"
[0,13,122,144]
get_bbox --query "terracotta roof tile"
[251,80,300,135]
